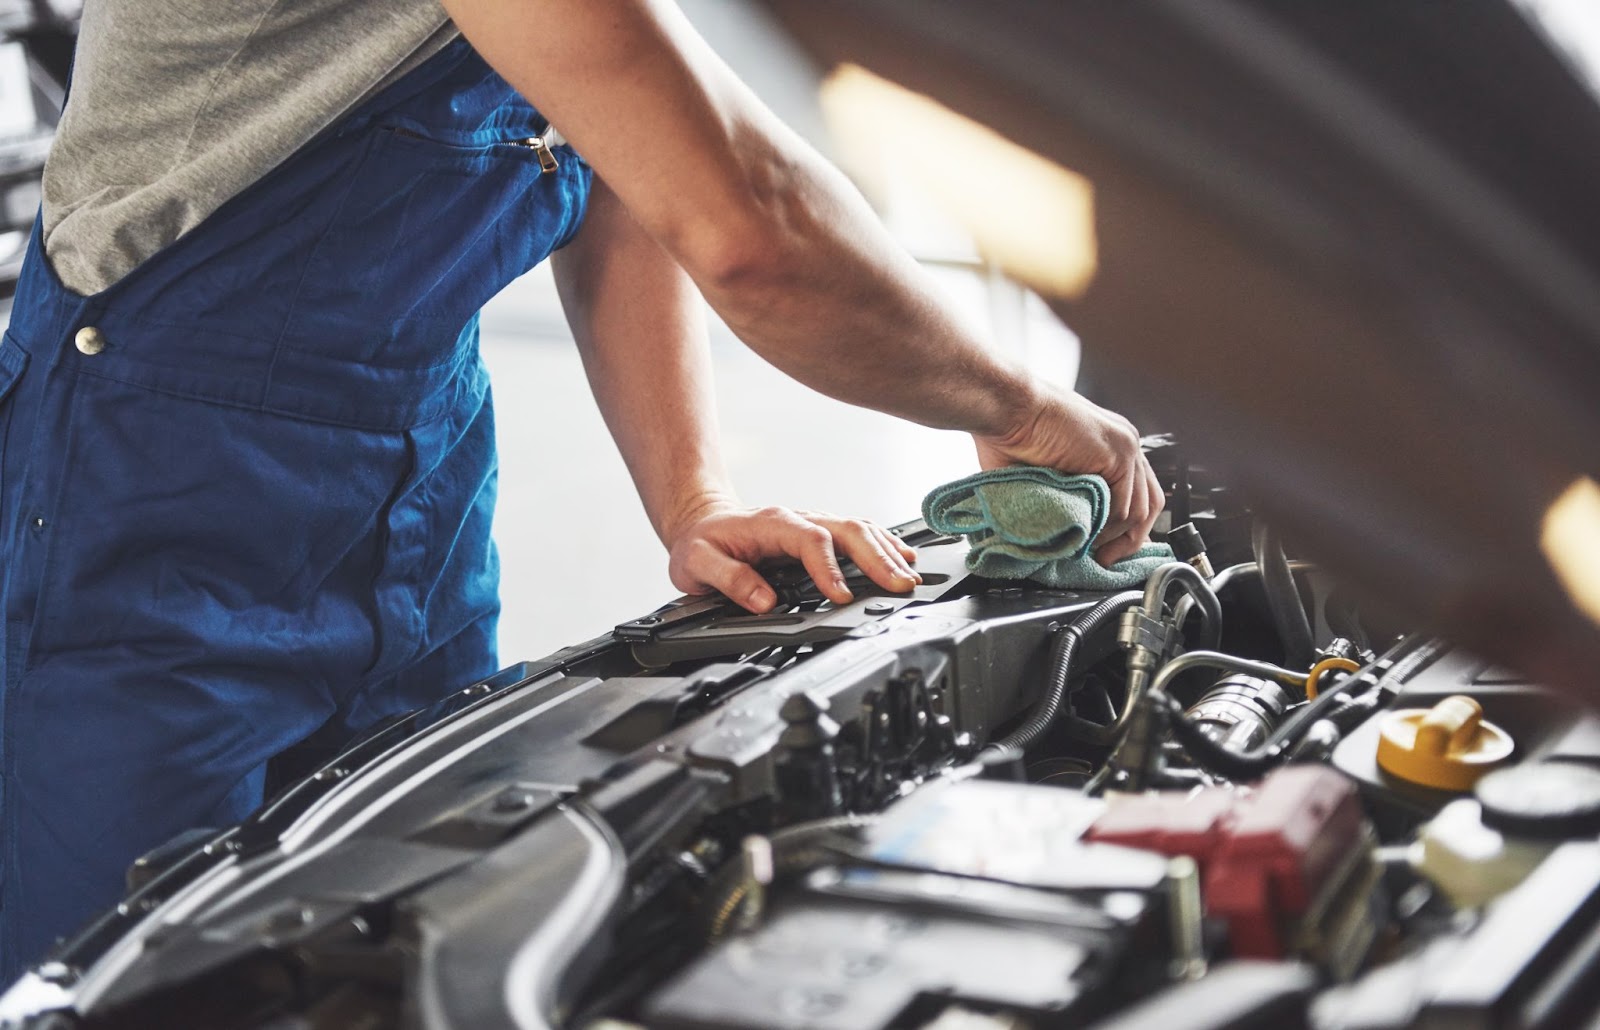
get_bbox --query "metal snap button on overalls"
[74,325,107,355]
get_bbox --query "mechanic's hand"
[973,381,1164,566]
[666,502,921,614]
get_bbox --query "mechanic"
[0,0,1161,980]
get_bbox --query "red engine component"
[1087,765,1370,960]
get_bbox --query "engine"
[5,438,1600,1030]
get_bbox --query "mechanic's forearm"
[696,149,1039,439]
[444,0,1040,442]
[552,178,737,548]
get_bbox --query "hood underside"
[763,0,1600,705]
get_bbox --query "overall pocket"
[23,369,415,693]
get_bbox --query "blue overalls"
[0,37,591,980]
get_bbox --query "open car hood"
[762,0,1600,705]
[11,6,1600,1028]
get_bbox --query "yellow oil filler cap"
[1376,695,1514,791]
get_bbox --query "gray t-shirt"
[41,0,459,296]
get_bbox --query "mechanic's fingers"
[864,523,920,585]
[1113,457,1160,554]
[1094,474,1136,557]
[1129,473,1153,536]
[786,520,854,605]
[872,525,920,575]
[1103,463,1136,539]
[1109,476,1135,528]
[680,541,778,614]
[883,527,919,563]
[1095,461,1165,568]
[793,511,915,564]
[1094,530,1141,567]
[818,518,919,594]
[1141,456,1165,538]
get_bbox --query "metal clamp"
[1118,607,1183,661]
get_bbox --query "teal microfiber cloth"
[921,466,1175,590]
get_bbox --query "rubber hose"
[1061,571,1223,748]
[1252,520,1316,668]
[1164,635,1438,780]
[986,590,1143,754]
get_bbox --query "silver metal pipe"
[1148,650,1309,700]
[1143,561,1222,650]
[1172,559,1318,632]
[1207,559,1318,595]
[1087,563,1224,747]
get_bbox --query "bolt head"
[493,789,538,813]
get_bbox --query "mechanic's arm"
[444,0,1161,560]
[553,177,920,612]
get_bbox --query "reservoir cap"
[1476,761,1600,839]
[1376,695,1513,791]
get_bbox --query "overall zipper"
[511,134,560,173]
[387,125,562,174]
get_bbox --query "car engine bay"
[3,438,1599,1030]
